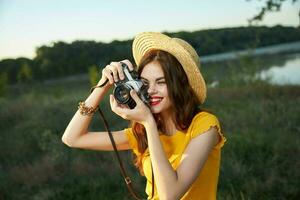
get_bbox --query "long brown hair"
[130,50,204,175]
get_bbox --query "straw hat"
[132,32,207,104]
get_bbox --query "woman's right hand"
[97,59,134,89]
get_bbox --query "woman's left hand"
[110,90,154,125]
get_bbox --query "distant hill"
[1,25,300,84]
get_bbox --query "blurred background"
[0,0,299,199]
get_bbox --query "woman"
[62,32,227,200]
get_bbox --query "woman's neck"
[160,110,178,136]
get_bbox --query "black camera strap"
[90,81,155,200]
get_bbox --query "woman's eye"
[157,81,166,85]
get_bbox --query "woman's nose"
[147,83,157,94]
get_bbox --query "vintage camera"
[113,62,150,109]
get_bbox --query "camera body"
[113,62,150,109]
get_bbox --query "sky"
[0,0,299,60]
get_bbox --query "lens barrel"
[113,84,137,109]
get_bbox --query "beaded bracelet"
[78,101,98,116]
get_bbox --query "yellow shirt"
[125,111,227,200]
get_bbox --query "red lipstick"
[150,96,163,106]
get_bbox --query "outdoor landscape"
[0,25,299,200]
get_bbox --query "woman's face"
[140,61,172,114]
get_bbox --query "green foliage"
[1,26,300,85]
[88,65,99,86]
[0,72,8,96]
[208,85,300,200]
[0,57,33,84]
[17,63,33,83]
[32,40,132,81]
[168,25,300,55]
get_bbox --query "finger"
[110,94,120,106]
[108,63,119,82]
[110,95,130,119]
[109,94,114,108]
[102,68,114,84]
[110,95,119,112]
[116,62,124,80]
[121,59,134,71]
[130,90,142,104]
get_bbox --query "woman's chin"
[150,105,162,114]
[150,108,160,114]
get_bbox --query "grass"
[0,59,299,199]
[209,85,300,200]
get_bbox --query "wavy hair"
[130,50,205,175]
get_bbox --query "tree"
[0,72,8,96]
[247,0,300,26]
[17,63,33,83]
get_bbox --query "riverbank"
[201,41,300,63]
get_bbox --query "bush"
[0,72,8,96]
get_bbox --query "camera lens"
[119,90,129,100]
[113,84,132,104]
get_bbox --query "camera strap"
[90,82,155,200]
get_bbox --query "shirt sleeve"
[124,128,141,156]
[189,112,227,149]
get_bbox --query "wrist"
[97,78,111,88]
[78,101,98,116]
[90,81,111,94]
[143,115,156,130]
[86,83,110,106]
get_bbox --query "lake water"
[203,52,300,87]
[258,53,300,85]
